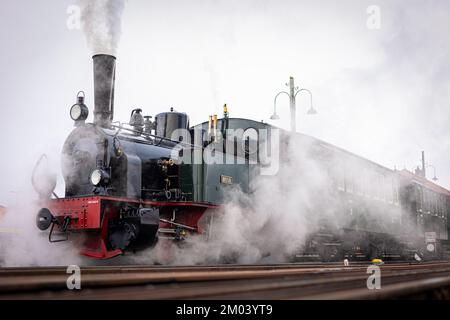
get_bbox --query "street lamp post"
[271,76,317,132]
[416,151,438,181]
[426,164,438,181]
[288,76,296,132]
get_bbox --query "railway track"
[1,261,450,299]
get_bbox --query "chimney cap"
[92,54,116,59]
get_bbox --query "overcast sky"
[0,0,449,204]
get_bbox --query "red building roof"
[399,169,450,196]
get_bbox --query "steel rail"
[1,262,450,299]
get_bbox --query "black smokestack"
[93,54,116,128]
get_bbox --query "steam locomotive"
[36,54,253,259]
[36,54,450,261]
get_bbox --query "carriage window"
[375,175,381,200]
[394,181,399,205]
[364,170,371,196]
[416,186,423,211]
[337,167,345,191]
[356,173,364,196]
[424,190,430,213]
[388,179,395,203]
[346,170,354,194]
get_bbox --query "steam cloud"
[0,153,82,267]
[79,0,126,55]
[0,200,83,267]
[128,133,413,265]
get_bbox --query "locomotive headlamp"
[70,91,89,122]
[90,169,110,186]
[36,208,54,231]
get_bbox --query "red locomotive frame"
[43,196,218,259]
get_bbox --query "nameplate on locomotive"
[220,175,233,185]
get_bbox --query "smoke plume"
[79,0,126,55]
